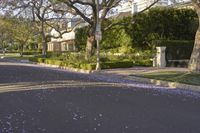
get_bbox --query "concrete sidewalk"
[98,67,200,92]
[99,67,188,76]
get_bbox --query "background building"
[47,18,87,52]
[133,0,168,13]
[169,0,193,9]
[107,0,171,17]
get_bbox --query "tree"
[101,18,132,50]
[0,16,13,55]
[1,0,70,57]
[55,0,163,60]
[11,18,35,56]
[30,0,69,57]
[188,0,200,72]
[56,0,122,60]
[1,0,160,60]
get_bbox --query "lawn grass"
[0,53,34,60]
[0,53,19,57]
[12,56,33,60]
[137,71,200,86]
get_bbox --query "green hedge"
[154,40,194,47]
[134,60,153,67]
[101,61,133,69]
[80,63,96,70]
[5,51,19,54]
[154,40,194,60]
[29,57,42,63]
[29,57,134,70]
[22,51,42,55]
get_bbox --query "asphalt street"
[0,59,200,133]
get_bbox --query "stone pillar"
[156,47,166,68]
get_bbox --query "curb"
[37,63,94,74]
[127,76,200,92]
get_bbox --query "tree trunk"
[42,40,47,57]
[41,33,47,57]
[20,44,24,57]
[189,28,200,72]
[189,2,200,73]
[85,35,95,60]
[41,22,47,57]
[3,49,5,56]
[2,44,5,56]
[19,43,24,57]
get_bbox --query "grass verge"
[134,71,200,86]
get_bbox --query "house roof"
[169,1,193,9]
[111,11,132,19]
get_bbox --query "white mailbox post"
[156,47,166,68]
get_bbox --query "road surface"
[0,59,200,133]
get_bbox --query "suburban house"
[48,28,76,52]
[107,0,170,17]
[133,0,169,13]
[48,18,87,52]
[169,0,193,9]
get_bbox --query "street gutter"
[127,76,200,92]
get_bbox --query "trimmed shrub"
[46,51,62,58]
[154,40,194,60]
[29,57,45,63]
[80,63,96,70]
[133,60,153,67]
[29,57,135,70]
[23,51,41,55]
[154,40,194,47]
[167,60,189,67]
[101,61,133,69]
[154,39,194,67]
[29,57,38,62]
[38,58,45,63]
